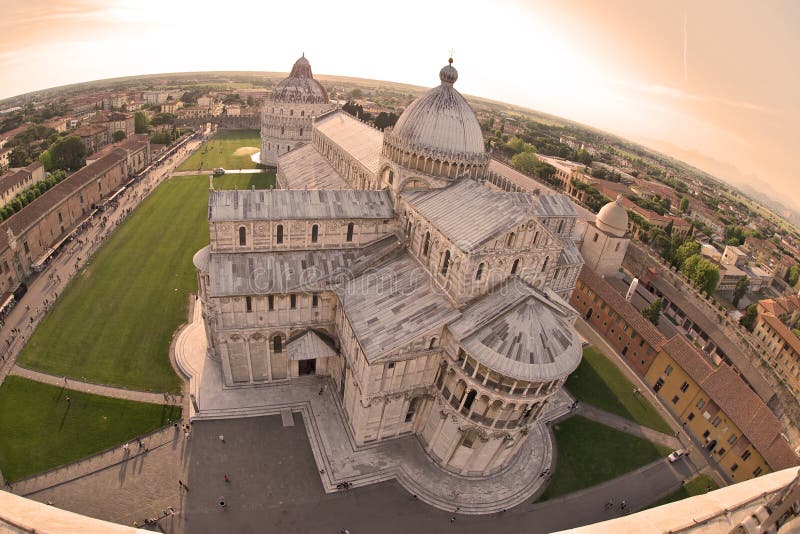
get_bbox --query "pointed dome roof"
[596,195,629,237]
[386,59,486,168]
[271,54,329,104]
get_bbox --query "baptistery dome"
[384,59,488,180]
[595,195,629,237]
[271,54,329,104]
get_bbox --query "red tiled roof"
[761,315,800,355]
[662,335,714,382]
[577,266,667,350]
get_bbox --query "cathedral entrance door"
[299,358,316,376]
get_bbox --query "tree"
[46,135,86,171]
[349,88,363,99]
[112,130,126,143]
[134,111,150,134]
[787,264,800,287]
[373,112,398,130]
[732,276,749,307]
[642,298,663,325]
[680,253,720,295]
[678,197,690,213]
[150,113,175,126]
[149,131,172,145]
[739,304,758,332]
[674,240,700,267]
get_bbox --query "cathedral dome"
[271,54,329,104]
[596,195,629,237]
[384,59,487,173]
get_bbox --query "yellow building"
[646,335,797,482]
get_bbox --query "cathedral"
[194,55,588,476]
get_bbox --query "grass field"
[177,130,261,171]
[648,474,719,508]
[566,346,672,434]
[539,416,672,501]
[17,172,275,392]
[0,376,181,482]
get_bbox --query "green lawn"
[539,416,672,501]
[17,172,275,392]
[177,130,261,171]
[566,346,672,434]
[648,474,719,508]
[0,376,181,482]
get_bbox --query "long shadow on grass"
[565,360,638,421]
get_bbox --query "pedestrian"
[450,516,455,523]
[224,474,230,483]
[219,497,226,508]
[66,396,71,405]
[318,387,324,395]
[63,376,67,385]
[219,434,225,443]
[167,506,174,515]
[620,500,627,511]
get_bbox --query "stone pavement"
[175,301,573,514]
[10,367,182,405]
[576,403,681,450]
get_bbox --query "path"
[10,367,182,405]
[171,169,265,177]
[577,403,681,450]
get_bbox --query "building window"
[541,256,549,272]
[311,224,319,243]
[422,232,430,256]
[312,294,319,308]
[290,294,296,309]
[475,262,484,281]
[665,365,673,376]
[462,430,476,449]
[593,232,599,242]
[276,224,284,244]
[268,295,274,311]
[405,397,422,423]
[299,128,303,136]
[753,467,763,477]
[428,338,437,349]
[727,434,738,445]
[687,412,695,421]
[741,450,751,461]
[557,220,564,234]
[273,335,282,353]
[703,430,710,439]
[615,242,621,252]
[712,416,721,427]
[463,390,476,411]
[511,258,520,275]
[672,395,679,404]
[680,382,689,393]
[506,232,515,247]
[441,250,451,276]
[718,447,726,457]
[239,227,247,246]
[346,222,354,242]
[696,398,705,409]
[245,296,252,312]
[388,170,394,185]
[731,463,738,472]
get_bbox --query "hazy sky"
[1,0,798,209]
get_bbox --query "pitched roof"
[314,111,383,175]
[288,330,337,361]
[531,193,577,218]
[577,266,667,350]
[276,143,347,190]
[208,188,394,222]
[207,235,399,297]
[338,254,460,361]
[698,364,798,471]
[402,179,534,252]
[661,335,714,382]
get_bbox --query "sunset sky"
[1,0,798,210]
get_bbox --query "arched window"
[301,110,305,117]
[406,397,423,423]
[506,232,515,247]
[541,256,549,272]
[299,127,303,136]
[290,109,294,116]
[441,250,451,275]
[281,126,285,135]
[239,227,247,246]
[475,262,484,281]
[615,241,621,252]
[462,389,477,411]
[593,232,599,242]
[276,224,284,244]
[511,258,520,275]
[388,170,394,184]
[346,222,354,242]
[272,335,283,353]
[428,338,437,349]
[311,224,319,243]
[557,220,564,234]
[534,231,540,245]
[422,232,431,256]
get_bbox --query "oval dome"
[596,195,629,237]
[388,60,485,164]
[271,55,329,104]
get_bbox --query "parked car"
[668,449,689,462]
[213,167,225,175]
